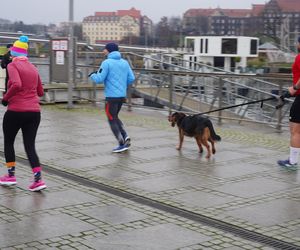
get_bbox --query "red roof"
[184,8,251,18]
[251,4,265,16]
[95,12,116,16]
[94,8,141,19]
[184,0,300,19]
[276,0,300,12]
[184,9,215,17]
[222,9,252,18]
[117,8,141,19]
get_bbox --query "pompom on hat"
[10,35,29,57]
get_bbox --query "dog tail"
[207,120,221,141]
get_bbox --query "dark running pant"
[3,111,41,169]
[105,98,127,145]
[290,95,300,123]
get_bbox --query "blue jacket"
[90,51,135,98]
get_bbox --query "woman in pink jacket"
[0,36,46,191]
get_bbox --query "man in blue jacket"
[90,43,135,153]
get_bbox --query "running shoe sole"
[0,181,17,186]
[29,184,47,192]
[112,147,129,153]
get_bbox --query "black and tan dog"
[168,112,221,158]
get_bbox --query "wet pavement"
[0,104,299,250]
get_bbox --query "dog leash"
[197,96,279,116]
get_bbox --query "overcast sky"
[1,0,267,25]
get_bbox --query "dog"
[168,112,221,158]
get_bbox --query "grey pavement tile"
[205,162,270,178]
[0,190,99,213]
[269,171,300,184]
[0,214,96,247]
[234,146,276,155]
[212,177,293,198]
[208,150,253,163]
[132,138,174,148]
[128,159,184,174]
[36,141,70,151]
[81,205,148,225]
[92,168,142,180]
[63,144,111,155]
[56,155,120,169]
[128,174,212,192]
[288,228,300,237]
[133,130,174,139]
[68,135,114,145]
[129,147,181,161]
[83,223,211,250]
[37,149,74,161]
[225,198,300,227]
[171,191,237,208]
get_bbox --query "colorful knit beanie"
[10,35,29,57]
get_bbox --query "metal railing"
[124,52,293,131]
[27,51,294,131]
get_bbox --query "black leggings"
[3,111,41,168]
[105,98,127,145]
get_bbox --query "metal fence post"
[276,83,283,132]
[218,77,223,124]
[169,73,173,115]
[67,0,74,109]
[127,85,132,112]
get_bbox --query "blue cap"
[105,43,119,53]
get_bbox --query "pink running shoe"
[0,175,17,185]
[29,180,47,192]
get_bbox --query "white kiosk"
[184,36,259,72]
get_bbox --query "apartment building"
[82,8,151,44]
[183,0,300,50]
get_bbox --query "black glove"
[2,100,8,106]
[276,91,292,109]
[88,71,97,77]
[280,91,292,99]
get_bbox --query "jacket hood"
[108,51,121,60]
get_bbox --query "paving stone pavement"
[0,104,299,249]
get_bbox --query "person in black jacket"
[1,44,13,93]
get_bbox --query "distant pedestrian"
[89,43,135,153]
[277,36,300,169]
[0,44,13,93]
[0,36,46,191]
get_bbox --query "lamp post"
[67,0,74,109]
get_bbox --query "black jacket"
[1,51,12,69]
[1,51,12,92]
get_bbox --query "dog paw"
[176,145,181,150]
[199,149,203,154]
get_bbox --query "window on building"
[205,39,208,53]
[186,38,195,53]
[221,38,237,54]
[200,39,203,53]
[250,39,258,55]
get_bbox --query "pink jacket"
[3,57,44,112]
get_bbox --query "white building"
[184,36,259,72]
